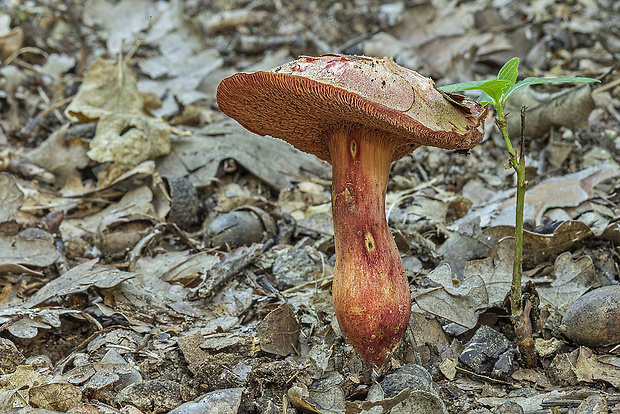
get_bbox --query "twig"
[18,95,75,139]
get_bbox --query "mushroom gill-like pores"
[216,54,487,365]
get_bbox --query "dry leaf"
[506,85,595,138]
[65,57,173,185]
[456,163,620,228]
[536,253,606,310]
[0,228,59,269]
[87,112,171,167]
[570,347,620,388]
[157,120,331,191]
[82,0,157,54]
[258,303,300,357]
[133,250,219,285]
[65,57,143,121]
[0,365,45,409]
[484,220,594,267]
[25,259,135,308]
[26,124,90,186]
[415,263,488,329]
[0,173,23,224]
[29,382,82,411]
[0,308,79,338]
[0,27,23,61]
[168,388,244,414]
[463,237,514,306]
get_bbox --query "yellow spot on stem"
[365,233,375,252]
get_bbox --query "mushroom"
[216,54,487,365]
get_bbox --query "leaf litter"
[0,0,619,412]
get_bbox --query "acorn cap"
[216,54,488,164]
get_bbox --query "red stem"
[329,127,411,365]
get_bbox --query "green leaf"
[505,76,600,100]
[439,79,491,93]
[476,79,513,102]
[497,57,519,85]
[439,78,511,103]
[476,92,494,106]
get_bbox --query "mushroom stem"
[329,126,411,365]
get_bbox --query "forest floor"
[0,0,619,413]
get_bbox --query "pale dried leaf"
[65,57,143,122]
[26,124,89,186]
[168,388,244,414]
[573,347,620,388]
[463,237,514,306]
[88,113,171,167]
[157,120,331,191]
[0,308,80,338]
[506,85,595,138]
[134,250,219,284]
[0,173,23,224]
[415,263,488,328]
[83,0,157,54]
[536,253,606,310]
[61,185,155,244]
[0,228,59,268]
[28,382,82,411]
[25,259,135,308]
[484,221,593,267]
[457,163,620,228]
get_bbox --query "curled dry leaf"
[484,221,593,267]
[191,244,262,299]
[168,388,244,414]
[134,250,219,286]
[0,26,23,61]
[344,386,445,414]
[549,347,620,388]
[463,237,515,306]
[0,308,79,338]
[288,383,345,414]
[0,365,45,410]
[95,211,157,259]
[65,57,173,185]
[63,362,133,389]
[60,184,158,258]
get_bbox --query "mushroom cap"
[216,54,488,164]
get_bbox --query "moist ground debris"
[0,0,619,413]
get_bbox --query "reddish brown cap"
[216,54,487,164]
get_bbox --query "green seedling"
[440,58,599,364]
